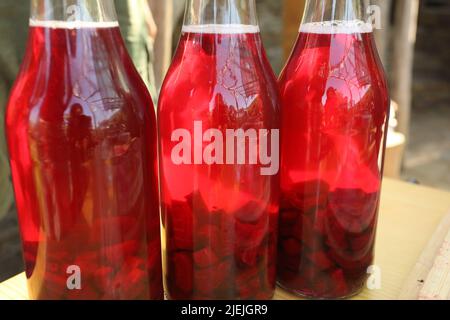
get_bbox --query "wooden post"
[173,0,186,27]
[283,0,306,61]
[391,0,420,142]
[149,0,174,91]
[372,0,392,65]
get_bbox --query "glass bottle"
[278,0,390,299]
[6,0,163,300]
[158,0,280,300]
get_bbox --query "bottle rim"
[181,24,260,34]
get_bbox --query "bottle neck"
[184,0,258,26]
[301,0,369,24]
[30,0,117,23]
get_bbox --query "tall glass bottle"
[158,0,280,300]
[6,0,163,300]
[278,0,390,299]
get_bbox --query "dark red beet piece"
[165,191,278,299]
[277,180,379,298]
[194,247,220,268]
[281,238,302,257]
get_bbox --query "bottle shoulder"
[6,66,154,130]
[279,33,389,112]
[159,52,279,115]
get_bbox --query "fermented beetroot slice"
[330,269,349,298]
[313,276,330,296]
[313,209,327,235]
[92,266,114,292]
[194,247,220,268]
[217,228,236,258]
[236,264,258,283]
[195,218,235,258]
[325,217,348,250]
[234,201,266,223]
[150,274,165,300]
[166,201,194,250]
[264,259,277,289]
[112,259,147,299]
[329,189,378,217]
[329,250,374,280]
[329,189,378,233]
[186,191,210,226]
[278,183,379,298]
[194,260,231,295]
[299,260,320,281]
[170,252,194,295]
[279,267,311,291]
[277,253,301,272]
[283,180,330,210]
[43,270,69,291]
[236,246,260,267]
[235,218,268,249]
[148,240,164,296]
[147,238,163,272]
[102,240,140,265]
[279,219,298,238]
[279,209,299,224]
[27,215,161,300]
[166,197,277,299]
[349,231,374,253]
[308,251,335,270]
[329,210,375,234]
[165,187,277,300]
[65,280,101,300]
[237,273,261,299]
[254,290,274,300]
[38,265,96,300]
[281,238,302,257]
[299,215,323,250]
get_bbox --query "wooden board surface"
[399,210,450,299]
[1,179,450,300]
[282,0,306,60]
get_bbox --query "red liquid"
[158,26,280,300]
[6,23,163,300]
[278,25,389,298]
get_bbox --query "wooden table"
[1,178,450,300]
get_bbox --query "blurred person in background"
[115,0,158,102]
[0,1,158,222]
[0,1,29,281]
[0,0,158,280]
[0,2,29,223]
